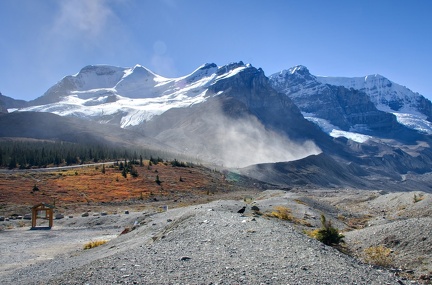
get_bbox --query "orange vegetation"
[0,162,238,214]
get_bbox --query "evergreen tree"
[8,156,16,169]
[130,165,138,177]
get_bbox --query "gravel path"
[2,199,402,284]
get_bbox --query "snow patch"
[302,112,371,143]
[393,112,432,134]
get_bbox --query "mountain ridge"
[269,65,432,139]
[3,62,432,189]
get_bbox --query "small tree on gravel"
[315,214,345,246]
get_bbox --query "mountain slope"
[18,62,339,167]
[8,62,432,188]
[317,74,432,133]
[269,66,432,139]
[0,92,28,111]
[135,63,328,167]
[23,63,222,128]
[0,112,172,152]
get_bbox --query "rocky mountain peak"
[269,65,318,95]
[288,65,311,75]
[216,61,248,75]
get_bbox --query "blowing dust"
[201,110,321,168]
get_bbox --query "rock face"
[269,66,400,134]
[317,74,432,120]
[0,92,27,110]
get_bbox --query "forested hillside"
[0,139,165,169]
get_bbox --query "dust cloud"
[214,115,321,168]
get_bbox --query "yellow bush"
[267,206,295,221]
[363,245,393,267]
[306,228,320,239]
[83,240,108,250]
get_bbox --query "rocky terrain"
[1,61,432,284]
[1,189,431,284]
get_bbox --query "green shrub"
[314,214,344,246]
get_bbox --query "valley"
[1,61,432,284]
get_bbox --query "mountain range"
[1,62,432,191]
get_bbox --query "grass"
[306,228,321,239]
[337,213,373,230]
[266,206,295,221]
[265,206,313,227]
[83,240,108,250]
[363,245,394,267]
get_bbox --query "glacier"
[19,63,251,128]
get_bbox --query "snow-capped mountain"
[6,62,432,187]
[269,66,432,142]
[316,74,432,134]
[22,63,250,128]
[17,62,330,167]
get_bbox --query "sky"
[1,0,431,101]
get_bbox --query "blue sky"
[1,0,431,101]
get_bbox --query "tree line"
[0,140,167,169]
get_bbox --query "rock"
[120,228,131,235]
[0,216,4,221]
[251,205,260,212]
[180,256,191,261]
[124,210,129,214]
[101,212,108,216]
[55,213,64,219]
[81,212,89,217]
[23,214,32,220]
[419,274,431,280]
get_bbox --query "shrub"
[267,206,295,221]
[363,245,393,267]
[314,214,344,246]
[266,206,312,226]
[83,240,108,250]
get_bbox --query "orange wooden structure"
[31,203,54,229]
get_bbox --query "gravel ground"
[1,197,403,285]
[345,217,432,277]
